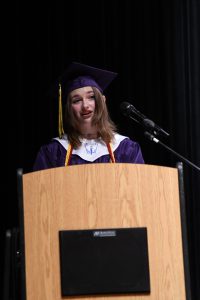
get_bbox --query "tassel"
[58,83,64,138]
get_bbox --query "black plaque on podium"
[59,227,150,296]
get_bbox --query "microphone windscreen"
[120,102,131,115]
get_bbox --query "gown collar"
[54,133,127,162]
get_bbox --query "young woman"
[33,62,144,171]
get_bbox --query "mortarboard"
[57,62,118,138]
[58,62,118,96]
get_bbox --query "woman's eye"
[72,99,81,103]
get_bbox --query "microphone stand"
[144,131,200,172]
[123,113,200,172]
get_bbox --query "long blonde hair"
[64,87,117,148]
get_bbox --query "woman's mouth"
[81,111,93,118]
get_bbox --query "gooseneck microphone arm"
[120,102,170,138]
[120,101,200,172]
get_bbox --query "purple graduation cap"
[58,62,118,97]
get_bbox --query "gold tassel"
[58,83,64,138]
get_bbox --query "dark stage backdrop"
[2,0,200,298]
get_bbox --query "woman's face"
[70,86,96,125]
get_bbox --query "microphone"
[120,101,170,138]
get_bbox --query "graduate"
[33,62,144,171]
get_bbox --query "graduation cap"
[58,62,118,95]
[56,62,118,138]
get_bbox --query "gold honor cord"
[65,144,73,166]
[58,83,65,138]
[107,143,116,163]
[65,142,115,166]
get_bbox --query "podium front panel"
[22,164,186,300]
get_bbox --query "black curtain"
[1,0,200,298]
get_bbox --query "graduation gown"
[33,133,144,171]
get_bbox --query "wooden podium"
[18,163,190,299]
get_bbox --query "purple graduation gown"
[33,135,144,172]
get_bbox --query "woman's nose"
[82,99,89,109]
